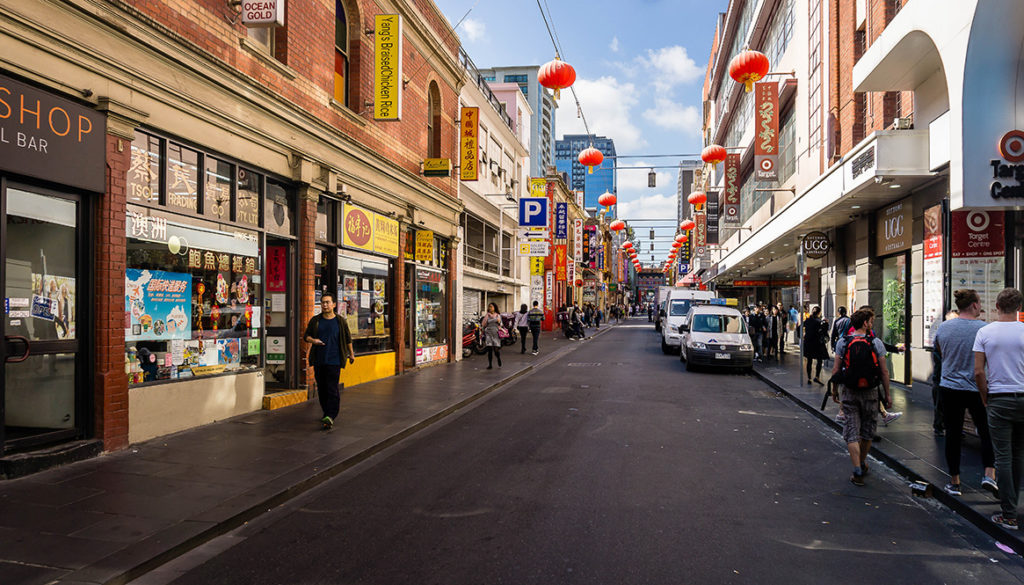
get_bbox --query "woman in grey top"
[481,302,503,369]
[934,289,997,497]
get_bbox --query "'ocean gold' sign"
[374,15,403,120]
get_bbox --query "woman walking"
[802,306,829,384]
[481,302,503,369]
[514,303,530,354]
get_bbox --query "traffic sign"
[518,240,549,257]
[517,229,549,239]
[518,197,549,228]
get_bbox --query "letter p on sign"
[519,197,549,228]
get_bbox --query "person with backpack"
[934,289,997,497]
[974,288,1024,531]
[832,307,891,486]
[802,306,829,384]
[527,301,544,355]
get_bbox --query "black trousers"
[518,326,529,352]
[806,357,823,379]
[314,364,343,419]
[941,387,995,475]
[530,325,541,351]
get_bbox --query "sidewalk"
[0,324,612,585]
[753,350,1024,552]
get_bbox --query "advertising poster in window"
[415,230,434,261]
[27,274,76,340]
[267,246,287,292]
[922,204,943,346]
[125,269,192,341]
[951,210,1005,321]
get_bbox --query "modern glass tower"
[477,65,557,178]
[554,134,617,214]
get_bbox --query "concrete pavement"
[0,323,612,585]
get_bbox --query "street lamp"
[648,169,656,188]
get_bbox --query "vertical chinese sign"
[722,153,741,225]
[555,202,568,240]
[694,213,708,264]
[460,107,479,181]
[374,15,403,120]
[555,245,567,281]
[754,82,779,181]
[415,229,434,262]
[706,191,719,246]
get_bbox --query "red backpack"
[839,334,882,390]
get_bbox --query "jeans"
[987,395,1024,519]
[314,364,342,420]
[530,325,540,351]
[518,326,529,353]
[941,387,994,476]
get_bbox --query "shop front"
[122,128,299,442]
[405,229,451,367]
[314,202,400,386]
[0,73,105,457]
[876,198,912,385]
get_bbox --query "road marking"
[738,410,799,419]
[567,363,601,367]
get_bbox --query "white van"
[660,289,716,354]
[679,305,754,372]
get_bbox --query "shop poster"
[126,269,192,341]
[267,246,287,292]
[922,204,943,346]
[29,274,76,340]
[951,210,1005,321]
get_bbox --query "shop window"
[125,207,262,385]
[127,130,161,205]
[338,252,392,353]
[334,0,350,106]
[236,168,261,227]
[427,82,442,158]
[316,196,337,242]
[204,157,232,221]
[415,267,446,347]
[265,179,294,236]
[166,142,199,213]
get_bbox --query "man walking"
[975,288,1024,530]
[527,301,544,355]
[934,290,996,497]
[303,293,355,429]
[833,308,891,486]
[776,302,789,354]
[750,306,768,360]
[830,306,851,353]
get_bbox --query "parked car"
[679,305,754,372]
[661,289,716,354]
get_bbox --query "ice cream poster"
[126,269,192,341]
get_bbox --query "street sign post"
[518,197,549,228]
[518,240,549,257]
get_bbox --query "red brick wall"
[96,134,131,450]
[118,0,459,200]
[298,193,317,388]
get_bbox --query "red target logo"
[760,158,775,172]
[999,131,1024,163]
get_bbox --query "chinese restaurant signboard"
[754,82,779,181]
[373,15,403,120]
[460,107,479,181]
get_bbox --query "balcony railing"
[458,49,514,130]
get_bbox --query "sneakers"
[850,468,865,486]
[983,476,1000,498]
[882,411,903,425]
[836,412,848,423]
[991,514,1019,531]
[943,483,962,496]
[531,350,539,355]
[321,416,333,429]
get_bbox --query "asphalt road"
[144,320,1024,585]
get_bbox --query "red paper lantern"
[688,191,707,209]
[538,58,576,100]
[608,219,625,231]
[598,192,617,207]
[574,279,584,287]
[671,241,681,249]
[622,241,634,249]
[578,147,604,174]
[729,50,770,93]
[701,144,727,165]
[674,234,687,243]
[680,219,696,231]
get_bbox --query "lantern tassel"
[744,79,754,92]
[588,165,594,174]
[554,88,560,100]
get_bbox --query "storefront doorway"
[881,254,909,385]
[0,184,88,455]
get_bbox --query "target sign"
[966,211,990,232]
[999,131,1024,163]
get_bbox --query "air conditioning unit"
[893,116,913,130]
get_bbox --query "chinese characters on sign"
[694,213,708,263]
[573,219,583,261]
[415,230,434,262]
[460,107,479,181]
[754,82,779,181]
[555,202,567,240]
[343,204,374,252]
[723,153,741,225]
[373,15,403,121]
[555,245,567,280]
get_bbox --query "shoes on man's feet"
[882,411,903,425]
[836,412,848,423]
[850,468,865,486]
[532,350,539,355]
[983,476,1000,498]
[943,483,962,496]
[933,428,945,437]
[814,378,824,385]
[991,514,1019,531]
[321,416,333,429]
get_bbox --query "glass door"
[1,185,85,454]
[264,238,294,389]
[881,254,909,385]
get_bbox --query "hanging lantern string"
[535,0,593,140]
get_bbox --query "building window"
[247,27,275,54]
[778,108,797,182]
[334,0,350,106]
[337,252,392,354]
[427,82,442,158]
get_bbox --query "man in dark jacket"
[303,293,355,429]
[749,306,768,360]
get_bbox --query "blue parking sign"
[519,197,549,228]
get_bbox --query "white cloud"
[609,36,620,52]
[461,18,485,42]
[616,193,677,220]
[555,76,647,150]
[638,46,703,90]
[642,98,701,135]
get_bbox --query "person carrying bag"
[304,293,355,429]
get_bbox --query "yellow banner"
[531,256,544,275]
[343,204,374,252]
[530,178,546,198]
[460,107,479,181]
[373,213,400,257]
[415,229,434,262]
[374,15,403,121]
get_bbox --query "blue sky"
[436,0,727,227]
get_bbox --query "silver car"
[679,305,755,372]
